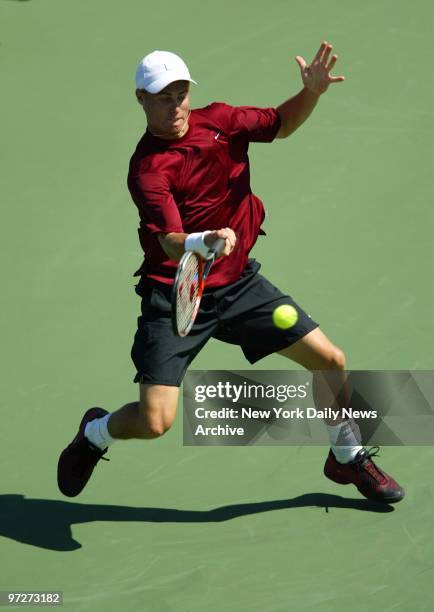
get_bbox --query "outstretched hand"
[295,41,345,95]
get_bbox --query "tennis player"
[58,45,404,503]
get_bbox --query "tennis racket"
[171,238,226,337]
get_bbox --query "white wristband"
[184,231,211,258]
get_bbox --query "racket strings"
[176,254,201,335]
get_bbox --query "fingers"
[313,41,327,63]
[295,55,307,71]
[321,43,333,65]
[215,227,236,256]
[326,54,345,81]
[326,54,338,72]
[313,41,337,66]
[312,44,346,85]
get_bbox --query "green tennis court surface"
[1,0,434,610]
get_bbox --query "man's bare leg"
[279,327,353,425]
[57,384,180,497]
[277,327,404,502]
[107,384,179,440]
[279,327,362,461]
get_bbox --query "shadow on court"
[0,493,394,551]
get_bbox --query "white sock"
[84,414,115,451]
[326,419,362,464]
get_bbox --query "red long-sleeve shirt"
[127,102,281,287]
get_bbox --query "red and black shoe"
[57,407,110,497]
[324,447,405,503]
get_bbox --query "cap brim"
[145,72,197,94]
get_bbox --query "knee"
[140,419,172,439]
[135,401,176,439]
[314,345,346,371]
[328,346,346,370]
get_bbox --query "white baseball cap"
[135,50,198,93]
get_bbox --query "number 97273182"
[0,592,63,606]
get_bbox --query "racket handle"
[203,237,226,278]
[207,238,226,260]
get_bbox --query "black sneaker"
[57,407,110,497]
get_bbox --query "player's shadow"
[0,493,394,551]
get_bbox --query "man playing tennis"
[58,44,404,503]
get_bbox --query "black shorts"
[131,259,319,386]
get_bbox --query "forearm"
[276,87,320,138]
[158,232,188,261]
[158,228,236,261]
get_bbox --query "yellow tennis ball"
[272,305,298,329]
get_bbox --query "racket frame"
[171,251,204,337]
[171,238,226,337]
